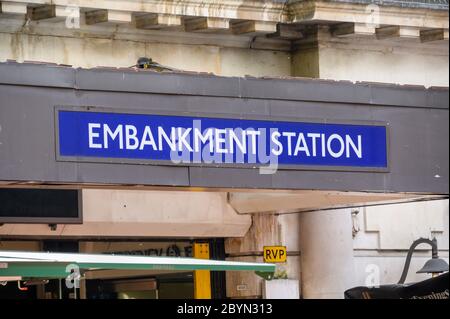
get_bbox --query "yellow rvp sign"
[263,246,287,263]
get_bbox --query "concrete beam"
[231,20,277,35]
[376,26,420,40]
[184,17,230,33]
[420,28,449,43]
[27,4,55,20]
[85,9,132,25]
[331,23,375,38]
[267,24,303,40]
[375,26,401,40]
[0,190,252,238]
[228,191,428,214]
[135,13,182,30]
[26,4,78,22]
[0,1,27,15]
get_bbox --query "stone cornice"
[3,0,449,24]
[288,0,449,11]
[288,0,449,28]
[5,0,290,22]
[0,0,448,50]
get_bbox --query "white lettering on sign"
[87,123,363,159]
[104,124,123,149]
[88,123,102,149]
[347,135,362,158]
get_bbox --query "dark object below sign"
[345,272,449,299]
[0,188,82,224]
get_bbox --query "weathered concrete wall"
[0,189,252,238]
[292,29,449,87]
[1,30,448,85]
[0,33,291,77]
[352,199,449,285]
[318,44,449,87]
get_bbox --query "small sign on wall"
[263,246,287,263]
[0,188,82,224]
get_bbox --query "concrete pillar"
[225,213,301,298]
[299,209,355,299]
[291,46,320,78]
[225,214,280,298]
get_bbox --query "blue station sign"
[57,109,388,171]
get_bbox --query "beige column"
[299,208,356,299]
[225,213,301,298]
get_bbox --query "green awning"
[0,251,275,280]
